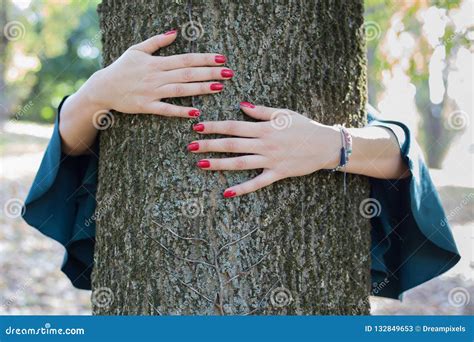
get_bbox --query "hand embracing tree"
[93,0,371,315]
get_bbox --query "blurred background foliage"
[366,0,472,168]
[1,0,473,168]
[1,0,101,123]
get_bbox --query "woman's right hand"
[87,29,232,117]
[60,30,233,155]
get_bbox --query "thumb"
[130,29,177,54]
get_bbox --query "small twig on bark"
[152,219,210,246]
[243,278,281,316]
[224,247,274,285]
[217,225,262,256]
[172,274,214,303]
[147,299,162,315]
[211,246,226,315]
[142,228,215,269]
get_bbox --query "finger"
[143,102,201,118]
[196,155,267,171]
[239,102,285,121]
[223,170,278,198]
[158,82,224,99]
[158,53,226,71]
[130,30,177,54]
[163,67,234,84]
[187,138,260,154]
[192,120,263,138]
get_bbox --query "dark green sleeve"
[366,104,460,299]
[22,96,98,290]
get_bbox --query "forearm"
[343,126,410,179]
[59,71,105,156]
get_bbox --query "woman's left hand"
[187,102,341,198]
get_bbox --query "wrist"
[79,69,111,113]
[322,125,342,170]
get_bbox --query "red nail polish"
[193,123,205,132]
[210,83,224,91]
[223,189,236,198]
[240,101,255,109]
[221,69,234,78]
[187,142,199,151]
[215,55,226,64]
[188,109,200,117]
[197,160,210,168]
[164,29,177,35]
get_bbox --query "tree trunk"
[93,0,370,315]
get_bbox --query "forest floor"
[1,121,472,315]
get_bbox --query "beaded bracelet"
[331,124,353,193]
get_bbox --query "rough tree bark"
[93,0,371,315]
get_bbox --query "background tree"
[93,0,371,315]
[1,1,99,123]
[365,0,471,168]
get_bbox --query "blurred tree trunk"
[93,0,371,315]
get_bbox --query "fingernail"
[215,55,226,64]
[187,142,199,151]
[240,101,255,108]
[221,69,234,78]
[188,109,200,117]
[165,29,177,35]
[197,159,210,168]
[193,123,205,132]
[210,83,224,91]
[223,189,236,198]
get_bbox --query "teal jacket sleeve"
[22,96,98,290]
[366,104,460,299]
